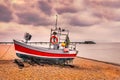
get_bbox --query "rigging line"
[0,45,12,59]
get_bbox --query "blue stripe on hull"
[16,53,73,61]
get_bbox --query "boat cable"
[0,45,12,59]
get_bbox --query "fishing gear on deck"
[24,32,32,43]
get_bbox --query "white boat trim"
[16,51,75,59]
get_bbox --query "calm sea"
[77,43,120,65]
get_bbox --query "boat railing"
[69,43,77,50]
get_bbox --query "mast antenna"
[55,15,58,30]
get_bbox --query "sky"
[0,0,120,42]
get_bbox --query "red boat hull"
[14,40,77,59]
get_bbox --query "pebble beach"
[0,45,120,80]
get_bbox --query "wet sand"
[0,45,120,80]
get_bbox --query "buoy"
[50,35,58,44]
[64,48,69,52]
[61,42,66,47]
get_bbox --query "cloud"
[58,0,74,5]
[69,17,93,26]
[68,21,120,42]
[84,0,120,21]
[100,1,120,8]
[0,23,50,42]
[68,12,100,27]
[56,6,78,14]
[16,12,52,26]
[0,4,13,22]
[38,1,52,15]
[54,0,79,14]
[92,10,120,21]
[0,0,120,42]
[84,0,120,8]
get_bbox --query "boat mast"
[55,15,58,30]
[55,15,60,44]
[49,15,58,49]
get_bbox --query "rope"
[0,45,12,59]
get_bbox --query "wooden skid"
[14,59,24,69]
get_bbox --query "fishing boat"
[13,16,78,65]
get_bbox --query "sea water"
[77,43,120,65]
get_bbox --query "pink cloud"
[0,4,13,22]
[0,0,120,42]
